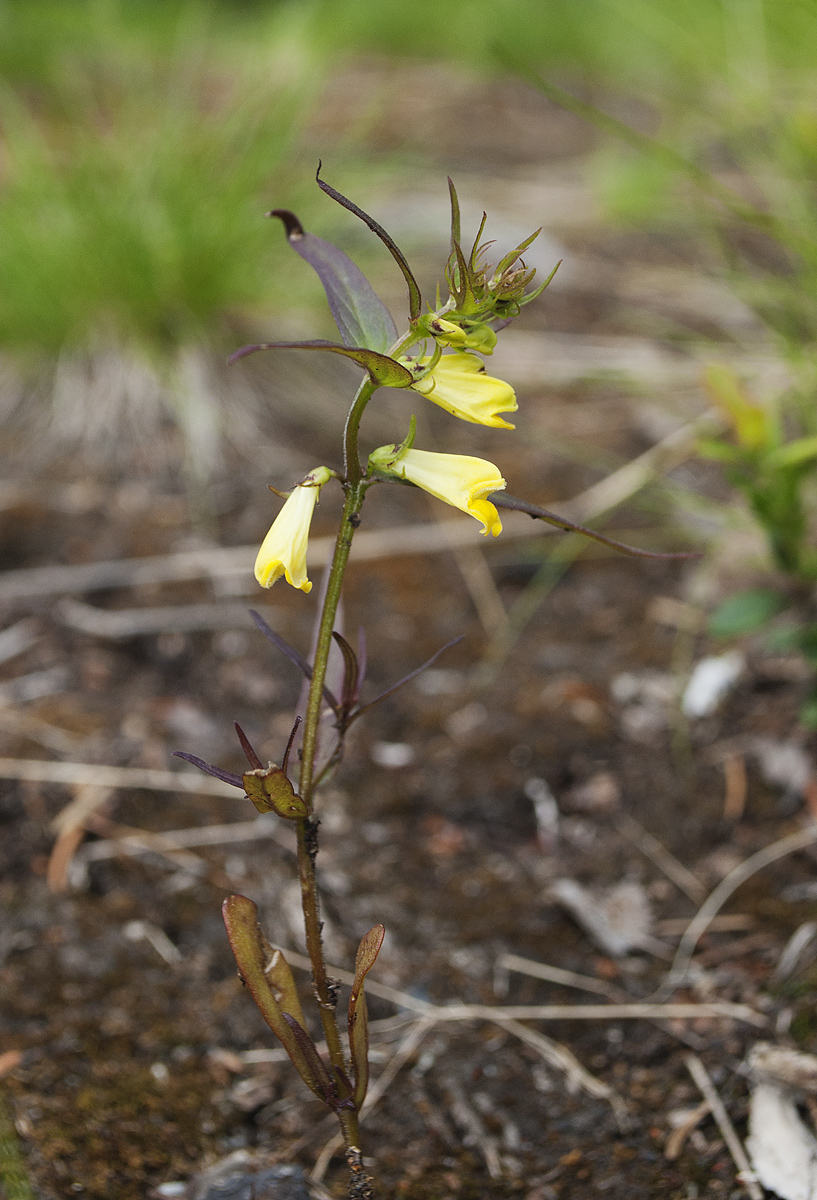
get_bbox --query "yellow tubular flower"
[411,352,517,429]
[255,466,332,592]
[371,446,505,536]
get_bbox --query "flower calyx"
[174,719,308,820]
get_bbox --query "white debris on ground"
[681,651,745,718]
[610,669,678,741]
[746,1043,817,1200]
[524,776,559,850]
[550,878,653,957]
[370,740,415,768]
[751,738,815,797]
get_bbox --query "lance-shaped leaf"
[172,751,242,788]
[348,924,386,1109]
[332,630,361,716]
[281,1014,339,1108]
[268,209,398,353]
[447,176,462,252]
[493,226,541,278]
[228,339,413,389]
[317,165,422,321]
[351,634,464,722]
[222,895,326,1101]
[250,611,340,714]
[492,493,702,559]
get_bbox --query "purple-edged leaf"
[282,1013,337,1107]
[356,627,368,697]
[348,924,386,1109]
[280,715,302,778]
[316,166,422,321]
[332,630,360,714]
[228,339,412,389]
[222,895,325,1099]
[352,635,465,720]
[492,493,702,559]
[250,610,340,714]
[172,751,242,789]
[269,209,398,353]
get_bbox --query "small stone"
[189,1152,310,1200]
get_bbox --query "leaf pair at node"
[223,895,384,1113]
[250,608,464,740]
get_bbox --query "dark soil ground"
[2,60,817,1200]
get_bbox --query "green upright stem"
[294,374,378,1137]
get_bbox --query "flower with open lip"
[410,351,517,428]
[369,445,505,536]
[255,466,333,592]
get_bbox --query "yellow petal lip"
[412,352,517,429]
[370,446,505,537]
[254,467,332,592]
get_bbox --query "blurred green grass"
[2,0,817,363]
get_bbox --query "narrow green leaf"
[228,339,413,388]
[708,589,787,637]
[282,1014,337,1107]
[766,436,817,470]
[494,227,542,277]
[348,924,385,1109]
[447,177,461,247]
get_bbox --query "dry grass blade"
[58,599,264,638]
[615,813,707,904]
[0,757,237,796]
[665,1099,711,1161]
[76,814,292,866]
[0,412,717,607]
[437,1003,766,1026]
[663,823,817,995]
[685,1054,762,1200]
[499,952,619,998]
[281,950,763,1025]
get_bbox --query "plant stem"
[294,482,363,1084]
[295,374,379,1133]
[344,376,378,484]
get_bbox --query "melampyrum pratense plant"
[176,170,688,1198]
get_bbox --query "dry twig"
[615,813,706,904]
[662,823,817,995]
[684,1053,762,1200]
[665,1099,711,1160]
